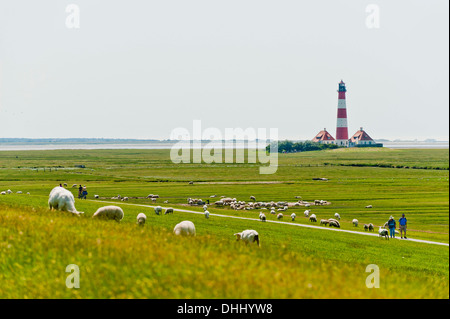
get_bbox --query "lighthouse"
[335,80,349,146]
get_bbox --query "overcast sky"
[0,0,448,140]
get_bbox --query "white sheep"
[378,227,389,240]
[365,205,373,208]
[63,183,68,187]
[291,212,296,221]
[94,195,99,199]
[305,203,311,208]
[1,191,6,195]
[7,189,12,194]
[259,212,266,222]
[137,213,147,226]
[250,195,256,201]
[26,192,30,195]
[304,210,310,217]
[329,220,340,228]
[204,210,210,219]
[320,219,329,226]
[234,230,259,246]
[16,191,22,194]
[334,213,340,220]
[72,184,78,188]
[352,219,358,227]
[270,209,276,215]
[203,204,208,211]
[173,221,196,236]
[309,214,317,222]
[154,206,163,215]
[122,197,129,201]
[277,213,283,220]
[48,186,83,216]
[92,205,124,221]
[164,208,174,214]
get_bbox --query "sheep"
[26,192,30,195]
[291,212,296,221]
[137,213,147,226]
[7,189,12,194]
[214,201,224,206]
[334,213,340,220]
[365,205,373,208]
[352,219,358,227]
[147,194,154,199]
[259,212,266,222]
[16,191,22,194]
[152,195,159,198]
[63,183,68,187]
[203,204,208,211]
[309,214,317,222]
[188,181,194,185]
[277,213,283,220]
[378,227,389,240]
[154,206,163,215]
[0,191,6,195]
[204,210,210,219]
[94,195,99,199]
[329,220,340,228]
[173,221,196,236]
[305,203,311,208]
[48,186,83,216]
[368,223,374,232]
[364,224,370,231]
[122,197,129,201]
[250,195,256,201]
[92,206,124,221]
[151,198,157,203]
[270,209,276,215]
[72,184,78,188]
[210,195,217,198]
[320,219,329,226]
[304,210,310,217]
[163,200,169,204]
[164,208,174,215]
[234,230,259,246]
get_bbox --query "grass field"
[0,148,448,298]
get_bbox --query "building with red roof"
[312,128,335,144]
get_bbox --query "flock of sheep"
[47,186,258,244]
[1,189,30,195]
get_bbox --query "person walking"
[82,186,88,200]
[78,185,83,199]
[399,213,407,239]
[387,216,396,239]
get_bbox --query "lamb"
[154,206,163,215]
[92,206,124,221]
[309,214,317,222]
[137,213,147,226]
[173,221,196,236]
[304,210,310,217]
[277,213,283,220]
[204,210,210,219]
[48,186,83,216]
[352,219,358,227]
[234,230,259,246]
[291,212,296,221]
[259,212,266,222]
[379,227,389,240]
[334,213,340,220]
[320,219,329,226]
[329,220,340,228]
[164,208,174,214]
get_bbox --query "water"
[0,141,447,151]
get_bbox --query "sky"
[0,0,448,141]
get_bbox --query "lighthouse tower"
[335,80,349,146]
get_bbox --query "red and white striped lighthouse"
[335,80,349,146]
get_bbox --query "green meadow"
[0,148,448,298]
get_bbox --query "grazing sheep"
[259,212,266,222]
[1,191,6,195]
[48,186,83,216]
[291,212,296,221]
[210,195,217,198]
[63,183,68,187]
[26,192,30,195]
[92,206,124,221]
[334,213,340,220]
[152,195,159,198]
[204,210,210,219]
[72,184,78,188]
[214,200,224,206]
[137,213,147,226]
[154,206,163,215]
[352,219,358,227]
[368,223,374,232]
[163,200,169,204]
[203,204,208,211]
[304,210,310,217]
[151,198,157,203]
[365,205,373,208]
[173,221,196,236]
[188,181,194,185]
[320,219,329,226]
[122,197,129,201]
[147,194,154,199]
[164,208,174,215]
[16,191,22,194]
[329,220,340,228]
[305,203,311,208]
[277,213,283,220]
[364,224,370,231]
[7,189,12,194]
[250,195,256,201]
[309,214,317,222]
[379,227,389,240]
[270,209,276,215]
[234,230,259,246]
[94,195,99,199]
